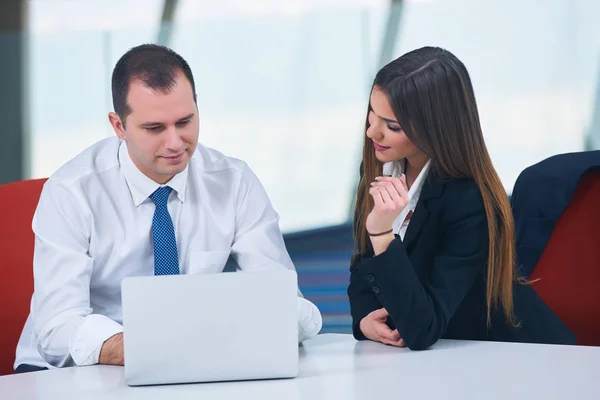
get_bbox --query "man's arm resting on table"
[99,333,124,366]
[32,181,126,367]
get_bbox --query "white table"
[2,334,599,400]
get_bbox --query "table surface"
[2,334,599,400]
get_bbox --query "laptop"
[121,269,299,386]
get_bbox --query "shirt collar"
[383,159,431,196]
[118,140,188,207]
[383,158,431,233]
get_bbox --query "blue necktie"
[150,186,179,275]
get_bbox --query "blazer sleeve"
[351,183,489,350]
[347,161,385,339]
[348,250,383,340]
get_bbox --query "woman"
[348,46,575,350]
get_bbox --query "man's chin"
[157,158,188,175]
[162,163,187,175]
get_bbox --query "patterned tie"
[150,186,179,275]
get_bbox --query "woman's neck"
[404,154,429,189]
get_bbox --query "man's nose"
[163,127,183,151]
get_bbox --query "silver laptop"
[121,269,299,386]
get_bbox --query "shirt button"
[366,274,375,283]
[372,286,381,294]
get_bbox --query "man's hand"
[359,308,405,347]
[99,333,125,366]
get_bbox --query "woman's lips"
[373,142,391,152]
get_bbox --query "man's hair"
[111,44,196,125]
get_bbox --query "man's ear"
[108,112,126,140]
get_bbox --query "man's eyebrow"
[139,121,163,128]
[139,113,194,128]
[176,113,195,122]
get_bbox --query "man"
[14,44,322,373]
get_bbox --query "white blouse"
[382,159,432,240]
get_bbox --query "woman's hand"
[366,175,409,234]
[359,308,405,347]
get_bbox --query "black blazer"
[348,174,575,350]
[511,151,600,277]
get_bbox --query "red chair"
[530,170,600,346]
[0,178,47,375]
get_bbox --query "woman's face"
[366,87,425,164]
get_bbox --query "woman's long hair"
[354,46,516,326]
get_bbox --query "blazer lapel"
[403,175,444,249]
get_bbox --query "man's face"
[109,71,199,184]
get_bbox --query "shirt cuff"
[69,314,124,366]
[297,297,322,342]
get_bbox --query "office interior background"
[1,0,600,333]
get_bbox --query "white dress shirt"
[15,137,322,369]
[382,159,431,240]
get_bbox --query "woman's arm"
[348,251,383,340]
